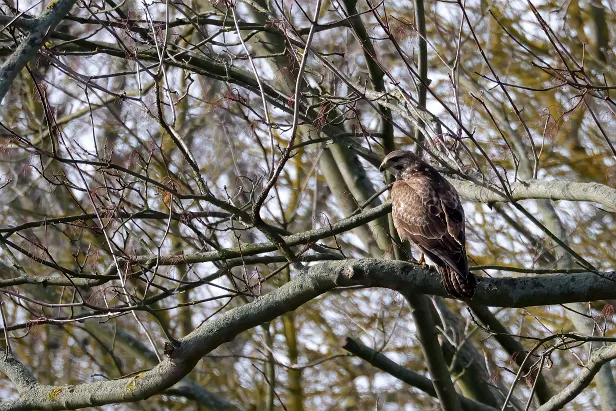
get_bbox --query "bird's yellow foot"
[419,252,425,265]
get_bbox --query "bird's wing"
[435,178,466,247]
[391,179,467,274]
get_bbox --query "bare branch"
[341,336,497,411]
[403,292,462,411]
[452,179,616,212]
[0,351,37,395]
[536,344,616,411]
[0,0,77,103]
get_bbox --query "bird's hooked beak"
[378,159,388,173]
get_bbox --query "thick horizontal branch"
[452,179,616,212]
[88,321,242,410]
[341,337,497,411]
[3,259,616,409]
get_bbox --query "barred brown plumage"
[379,150,476,298]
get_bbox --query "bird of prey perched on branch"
[379,150,476,298]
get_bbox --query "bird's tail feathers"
[437,265,476,298]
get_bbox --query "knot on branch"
[343,265,358,279]
[338,261,371,284]
[164,339,181,357]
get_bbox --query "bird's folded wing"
[391,180,467,272]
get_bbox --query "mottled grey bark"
[451,178,616,212]
[0,0,77,103]
[85,321,241,410]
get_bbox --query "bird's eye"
[394,164,404,170]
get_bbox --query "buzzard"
[379,150,476,298]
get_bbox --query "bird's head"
[378,150,422,177]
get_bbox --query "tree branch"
[341,337,497,411]
[0,0,77,103]
[165,379,242,411]
[452,179,616,212]
[2,259,616,408]
[536,344,616,411]
[433,300,509,408]
[4,24,615,214]
[403,292,462,411]
[536,196,616,410]
[468,303,553,404]
[0,351,37,395]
